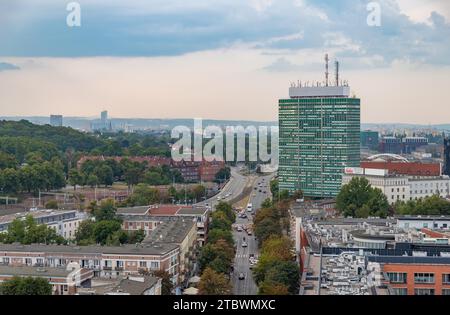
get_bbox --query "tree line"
[197,202,236,295]
[336,177,450,218]
[252,198,300,295]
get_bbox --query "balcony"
[103,266,112,271]
[115,267,124,271]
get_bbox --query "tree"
[260,236,294,262]
[258,280,289,295]
[198,268,232,295]
[261,198,273,209]
[151,270,174,295]
[1,215,66,245]
[86,174,99,188]
[75,220,95,245]
[92,220,122,245]
[192,185,206,202]
[214,167,231,184]
[68,168,84,190]
[336,177,389,218]
[215,202,236,223]
[209,211,232,231]
[95,164,114,187]
[264,261,300,294]
[199,239,234,273]
[0,277,52,295]
[126,184,160,206]
[93,199,117,221]
[254,217,282,246]
[45,200,59,210]
[207,229,234,246]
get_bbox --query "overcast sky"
[0,0,449,123]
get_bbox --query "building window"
[150,261,160,270]
[443,274,450,284]
[414,273,435,284]
[414,288,434,295]
[387,272,407,284]
[442,289,450,295]
[139,261,147,268]
[2,257,10,265]
[392,288,408,295]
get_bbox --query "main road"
[232,172,275,295]
[196,166,252,210]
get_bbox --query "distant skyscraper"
[361,130,379,151]
[444,137,450,176]
[278,56,360,198]
[101,110,108,122]
[50,115,63,127]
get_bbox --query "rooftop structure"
[279,55,360,198]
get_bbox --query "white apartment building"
[342,168,450,204]
[0,209,86,240]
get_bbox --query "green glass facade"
[278,96,360,198]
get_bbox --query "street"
[231,172,275,295]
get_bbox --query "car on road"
[242,242,248,248]
[237,225,243,232]
[239,273,245,280]
[247,230,252,236]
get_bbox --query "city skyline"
[1,0,450,123]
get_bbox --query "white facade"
[342,168,450,205]
[409,177,450,200]
[397,217,450,230]
[342,172,410,205]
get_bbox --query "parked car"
[242,242,248,248]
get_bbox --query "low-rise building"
[79,275,162,295]
[0,265,93,295]
[0,243,180,285]
[119,205,209,246]
[0,209,86,240]
[342,167,450,204]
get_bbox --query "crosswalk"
[236,254,249,259]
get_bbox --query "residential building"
[143,217,198,286]
[279,65,360,198]
[79,275,162,295]
[118,205,209,245]
[0,265,93,295]
[49,115,63,127]
[0,243,180,285]
[0,209,86,240]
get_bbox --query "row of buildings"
[77,155,225,183]
[0,204,210,295]
[290,204,450,295]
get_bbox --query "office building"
[361,130,379,150]
[278,55,360,198]
[50,115,63,127]
[444,137,450,176]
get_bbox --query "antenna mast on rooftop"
[325,54,329,87]
[335,60,340,87]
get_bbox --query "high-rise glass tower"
[278,58,360,198]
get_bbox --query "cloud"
[263,57,304,72]
[0,0,449,67]
[0,62,20,72]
